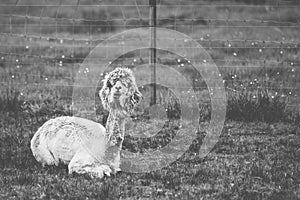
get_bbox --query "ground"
[0,120,300,199]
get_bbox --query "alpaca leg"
[69,162,112,178]
[33,147,58,166]
[105,143,122,173]
[111,135,124,172]
[111,152,121,173]
[86,165,113,178]
[31,134,59,166]
[68,150,112,178]
[68,149,93,174]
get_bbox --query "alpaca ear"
[131,90,142,106]
[124,89,142,114]
[128,90,142,112]
[99,87,110,110]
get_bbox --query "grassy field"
[1,0,300,199]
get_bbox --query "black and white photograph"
[0,0,299,199]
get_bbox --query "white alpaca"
[30,68,142,178]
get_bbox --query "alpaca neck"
[104,109,127,170]
[105,109,127,144]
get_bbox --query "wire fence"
[0,0,299,107]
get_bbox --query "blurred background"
[0,0,299,124]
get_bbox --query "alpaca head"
[99,68,142,116]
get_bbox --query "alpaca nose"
[116,85,122,91]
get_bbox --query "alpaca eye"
[122,81,128,87]
[124,80,131,87]
[106,81,113,89]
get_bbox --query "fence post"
[149,0,157,106]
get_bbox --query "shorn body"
[31,116,112,176]
[30,68,142,178]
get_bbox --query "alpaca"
[30,68,142,178]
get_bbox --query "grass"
[227,87,288,122]
[1,115,300,199]
[1,55,300,199]
[0,0,300,199]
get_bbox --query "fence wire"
[0,0,299,107]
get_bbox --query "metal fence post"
[149,0,157,106]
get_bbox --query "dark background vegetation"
[0,0,300,199]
